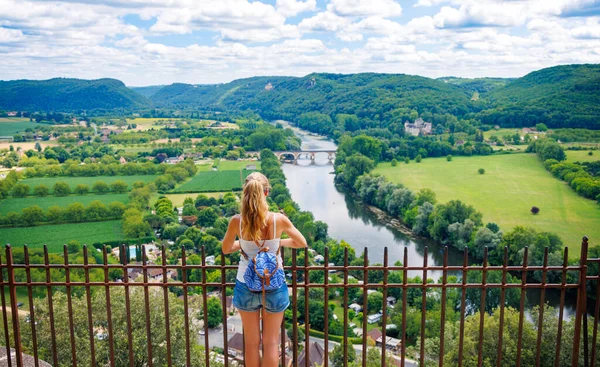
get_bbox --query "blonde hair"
[241,172,271,241]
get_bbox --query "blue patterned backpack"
[242,240,285,293]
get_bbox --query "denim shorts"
[232,280,290,313]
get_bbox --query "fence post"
[573,236,589,367]
[6,245,23,367]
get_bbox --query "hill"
[151,73,476,131]
[0,78,152,111]
[477,64,600,129]
[130,85,165,98]
[437,77,514,94]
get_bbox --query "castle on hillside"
[404,118,432,136]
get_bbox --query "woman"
[222,172,307,367]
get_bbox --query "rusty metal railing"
[0,236,598,367]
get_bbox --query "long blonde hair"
[241,172,271,241]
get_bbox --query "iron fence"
[0,236,598,367]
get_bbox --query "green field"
[0,220,124,252]
[19,175,157,194]
[0,118,48,136]
[217,160,260,170]
[0,193,129,214]
[172,169,254,193]
[566,150,598,162]
[374,154,600,253]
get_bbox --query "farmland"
[153,192,235,207]
[172,169,254,193]
[374,153,600,253]
[1,220,125,252]
[19,175,158,194]
[0,193,129,214]
[566,150,598,162]
[0,118,48,136]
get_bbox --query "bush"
[53,181,70,197]
[74,184,89,195]
[391,158,398,167]
[12,183,30,198]
[589,151,594,156]
[447,155,453,162]
[478,168,485,174]
[531,206,540,215]
[34,184,49,197]
[93,181,110,194]
[415,155,422,163]
[404,157,410,164]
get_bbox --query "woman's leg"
[261,310,285,367]
[239,310,261,367]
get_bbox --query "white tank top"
[236,213,283,283]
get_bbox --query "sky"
[1,0,600,86]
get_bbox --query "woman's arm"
[222,216,240,254]
[279,215,308,249]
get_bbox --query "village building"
[296,342,326,367]
[404,118,433,137]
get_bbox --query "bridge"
[246,150,336,164]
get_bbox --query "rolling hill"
[476,64,600,129]
[0,78,152,111]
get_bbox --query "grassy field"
[218,160,260,170]
[566,150,599,162]
[374,154,600,253]
[0,141,58,151]
[19,175,157,194]
[0,118,48,136]
[125,118,184,131]
[152,192,235,207]
[0,220,124,252]
[172,169,254,193]
[0,193,129,214]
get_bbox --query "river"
[277,121,577,316]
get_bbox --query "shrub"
[589,151,594,156]
[391,158,398,167]
[478,168,485,174]
[53,181,70,197]
[447,155,453,162]
[93,181,110,194]
[415,155,422,163]
[404,157,410,164]
[34,184,49,197]
[12,184,30,198]
[531,206,540,215]
[74,184,89,195]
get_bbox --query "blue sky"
[1,0,600,85]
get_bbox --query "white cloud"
[0,27,24,43]
[327,0,402,17]
[276,0,317,17]
[299,11,350,32]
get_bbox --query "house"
[245,164,257,170]
[227,332,244,359]
[404,118,433,137]
[225,296,235,314]
[366,328,383,344]
[119,156,127,164]
[367,314,382,324]
[164,155,184,164]
[387,296,397,306]
[205,255,216,265]
[296,342,326,367]
[314,254,324,263]
[376,336,402,351]
[348,303,362,313]
[7,111,18,117]
[328,262,336,273]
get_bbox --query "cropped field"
[19,175,157,194]
[0,220,124,252]
[0,193,129,214]
[566,150,598,162]
[218,160,260,170]
[0,118,48,136]
[374,154,600,253]
[172,169,254,193]
[125,118,183,131]
[0,141,58,151]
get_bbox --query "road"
[199,313,418,367]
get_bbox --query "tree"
[53,181,71,197]
[93,181,110,194]
[74,184,89,195]
[206,297,223,328]
[367,291,384,314]
[332,344,356,367]
[85,200,109,220]
[447,155,453,162]
[108,201,126,218]
[391,158,398,167]
[67,240,81,254]
[21,205,44,226]
[65,202,85,222]
[12,184,30,198]
[415,154,422,163]
[536,123,548,132]
[478,168,485,174]
[110,180,129,193]
[197,207,218,227]
[531,206,540,214]
[123,208,152,238]
[33,184,49,197]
